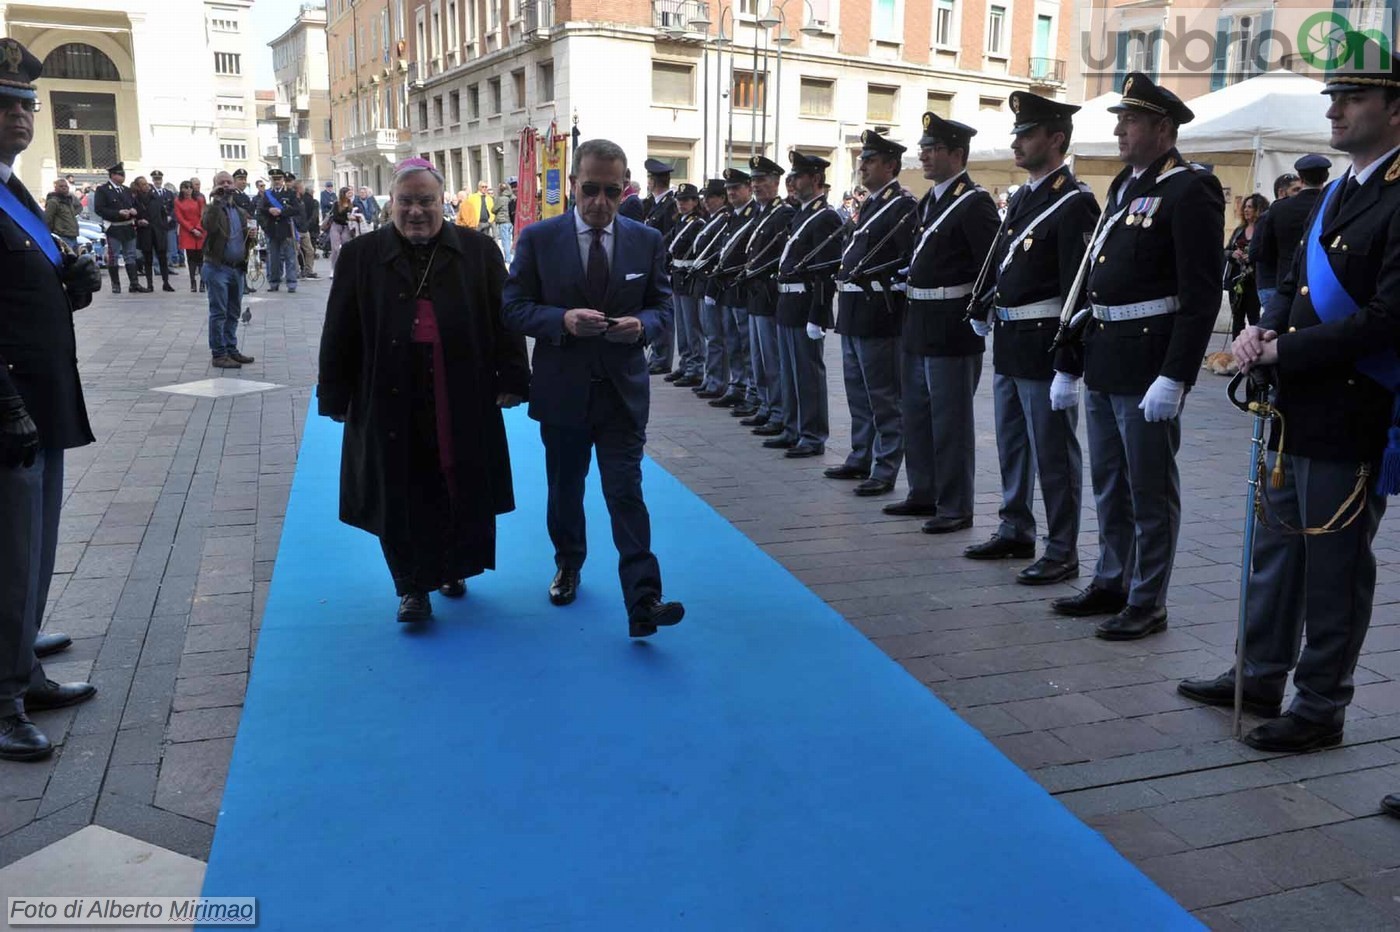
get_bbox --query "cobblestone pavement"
[5,275,1400,929]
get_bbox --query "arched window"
[42,43,121,81]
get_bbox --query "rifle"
[840,204,918,287]
[784,217,849,278]
[1048,200,1114,352]
[962,208,1013,323]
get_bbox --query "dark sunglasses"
[579,182,623,199]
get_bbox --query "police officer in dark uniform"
[0,38,101,760]
[1049,73,1224,640]
[740,155,796,438]
[1183,53,1400,755]
[229,169,258,293]
[642,158,680,374]
[826,130,918,496]
[690,179,734,398]
[710,168,760,412]
[1250,154,1330,308]
[774,151,843,457]
[885,113,999,531]
[93,162,147,293]
[665,183,707,387]
[964,92,1099,583]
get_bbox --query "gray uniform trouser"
[675,292,705,378]
[0,448,62,712]
[700,296,728,392]
[722,302,754,401]
[776,325,828,448]
[994,373,1082,562]
[648,281,674,369]
[747,313,784,422]
[1240,454,1385,727]
[901,352,982,517]
[1085,389,1182,609]
[841,334,903,483]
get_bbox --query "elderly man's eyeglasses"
[580,182,623,199]
[1,98,39,113]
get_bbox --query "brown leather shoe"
[211,356,242,369]
[230,351,256,364]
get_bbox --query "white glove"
[1049,372,1081,411]
[806,322,825,341]
[970,318,991,337]
[1139,375,1185,422]
[703,296,716,307]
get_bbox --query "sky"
[252,0,321,89]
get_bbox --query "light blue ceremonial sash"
[264,188,286,212]
[1306,177,1400,492]
[0,181,61,268]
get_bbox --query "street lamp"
[758,5,795,156]
[799,0,823,36]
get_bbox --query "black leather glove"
[0,394,39,469]
[61,253,102,297]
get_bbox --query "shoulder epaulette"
[1385,153,1400,184]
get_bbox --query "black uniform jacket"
[257,187,301,241]
[692,206,732,301]
[714,199,759,307]
[668,211,707,295]
[905,171,999,358]
[776,196,843,330]
[1262,154,1400,464]
[743,197,795,318]
[836,178,918,339]
[992,165,1100,379]
[0,177,95,451]
[1082,148,1225,394]
[644,191,680,242]
[1251,187,1322,291]
[93,182,136,236]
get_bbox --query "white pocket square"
[624,272,644,281]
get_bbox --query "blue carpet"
[200,407,1200,931]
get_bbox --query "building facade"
[325,0,416,192]
[268,3,334,186]
[377,0,1073,198]
[1,0,261,192]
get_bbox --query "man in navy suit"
[502,139,685,638]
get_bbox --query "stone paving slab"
[5,276,1400,928]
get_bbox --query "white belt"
[907,282,975,302]
[672,259,696,269]
[778,282,807,294]
[837,280,891,293]
[1090,296,1180,322]
[994,299,1061,322]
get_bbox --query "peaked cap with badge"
[789,151,830,174]
[1109,72,1194,124]
[1008,91,1081,136]
[748,154,785,178]
[917,112,977,150]
[0,37,41,102]
[675,182,700,200]
[702,178,727,198]
[859,129,906,160]
[643,158,674,176]
[723,167,751,186]
[1320,42,1400,94]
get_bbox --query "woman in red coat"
[173,181,206,291]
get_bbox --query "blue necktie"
[586,228,608,310]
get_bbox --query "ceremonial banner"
[541,121,567,220]
[515,126,538,243]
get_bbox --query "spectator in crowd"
[322,185,363,274]
[618,173,644,221]
[251,179,267,214]
[174,180,205,292]
[42,177,80,251]
[494,181,514,263]
[355,185,380,227]
[1224,193,1269,338]
[201,170,256,369]
[190,176,204,203]
[258,169,300,294]
[320,180,337,216]
[457,181,493,232]
[132,175,174,292]
[293,178,320,279]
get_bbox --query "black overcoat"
[316,222,530,542]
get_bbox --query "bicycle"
[245,231,267,291]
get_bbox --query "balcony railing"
[652,0,708,33]
[523,0,554,35]
[344,128,402,155]
[1028,57,1066,86]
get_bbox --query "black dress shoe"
[1017,557,1080,586]
[397,593,432,623]
[33,632,72,658]
[854,479,894,496]
[731,405,760,418]
[753,423,786,436]
[1177,674,1282,718]
[708,392,744,408]
[739,413,768,427]
[762,437,797,449]
[922,515,974,534]
[663,371,683,382]
[648,364,671,376]
[675,376,703,387]
[964,535,1036,561]
[1381,794,1400,818]
[549,568,580,606]
[785,444,824,458]
[438,579,467,598]
[1095,604,1168,640]
[1242,713,1343,752]
[695,387,724,398]
[23,679,96,712]
[628,595,685,638]
[824,464,870,480]
[1050,584,1128,617]
[0,714,52,762]
[882,499,937,517]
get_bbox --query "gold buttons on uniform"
[23,239,30,247]
[1097,256,1106,263]
[1142,327,1149,333]
[1289,327,1297,333]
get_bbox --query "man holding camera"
[0,38,103,760]
[202,170,257,369]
